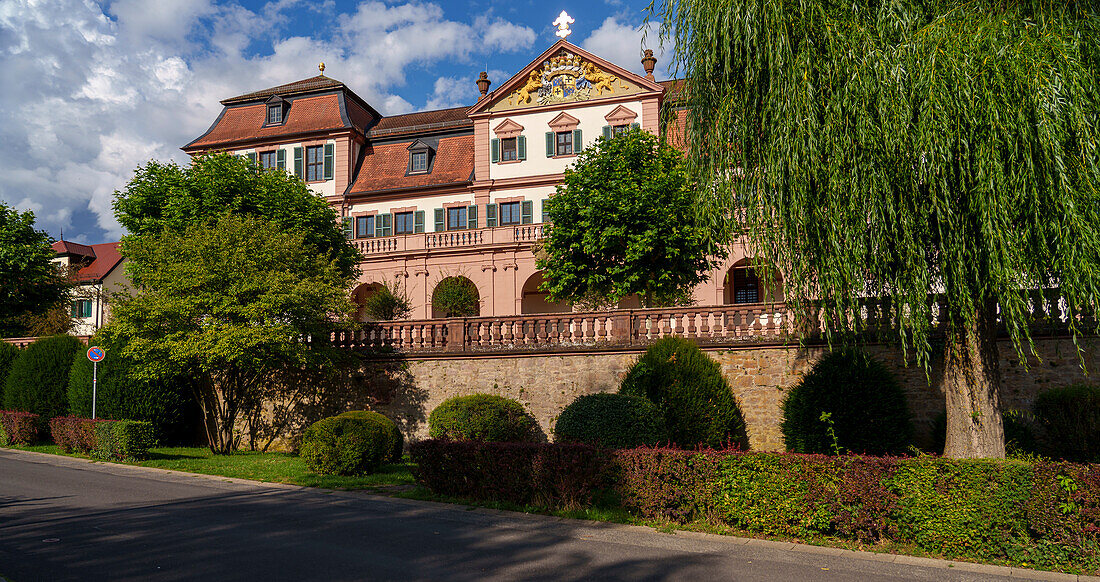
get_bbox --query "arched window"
[732,267,760,304]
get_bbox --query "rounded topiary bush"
[300,413,392,476]
[337,410,403,462]
[67,332,198,443]
[782,349,912,455]
[619,337,748,449]
[1032,383,1100,462]
[428,394,541,442]
[554,393,668,449]
[3,334,82,420]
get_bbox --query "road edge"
[3,447,1096,582]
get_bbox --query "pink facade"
[186,40,779,320]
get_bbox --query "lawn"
[7,444,415,490]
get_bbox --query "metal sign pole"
[92,360,98,420]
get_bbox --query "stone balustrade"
[351,224,546,256]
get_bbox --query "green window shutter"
[545,132,554,157]
[70,300,79,318]
[341,217,352,240]
[246,152,257,163]
[414,210,425,233]
[602,125,612,139]
[467,205,478,229]
[293,147,303,178]
[380,213,392,237]
[323,143,334,180]
[631,122,641,130]
[541,199,550,223]
[276,149,286,170]
[517,135,526,160]
[521,200,533,224]
[490,138,499,163]
[434,208,445,232]
[486,203,497,227]
[573,129,583,152]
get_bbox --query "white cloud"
[0,0,535,242]
[580,17,671,81]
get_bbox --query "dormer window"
[267,104,283,124]
[407,140,434,174]
[264,95,288,126]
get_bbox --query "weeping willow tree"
[653,0,1100,457]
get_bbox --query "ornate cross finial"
[553,11,574,39]
[319,62,326,75]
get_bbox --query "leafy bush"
[2,334,82,419]
[361,282,411,321]
[554,393,668,448]
[336,410,403,462]
[91,420,155,461]
[67,332,197,443]
[428,394,541,443]
[49,416,106,453]
[0,410,39,445]
[300,414,392,476]
[410,440,612,508]
[0,342,20,404]
[781,349,912,455]
[619,337,748,449]
[431,277,480,317]
[1033,383,1100,462]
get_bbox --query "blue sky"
[0,0,672,245]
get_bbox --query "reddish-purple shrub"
[410,440,612,508]
[613,447,722,523]
[0,410,40,445]
[49,416,106,453]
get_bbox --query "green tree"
[0,203,70,337]
[113,153,359,278]
[654,0,1100,457]
[107,215,357,454]
[537,129,714,308]
[431,276,481,317]
[3,334,82,420]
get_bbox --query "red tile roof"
[221,75,344,105]
[347,135,474,194]
[368,107,472,137]
[186,94,348,150]
[660,79,684,103]
[51,241,124,283]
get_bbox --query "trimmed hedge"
[0,342,20,405]
[2,335,82,420]
[554,393,668,448]
[619,337,748,449]
[410,440,612,508]
[411,442,1100,573]
[781,349,912,455]
[0,410,39,445]
[428,394,541,443]
[337,410,404,462]
[300,413,392,476]
[1033,383,1100,462]
[49,416,107,453]
[91,420,155,461]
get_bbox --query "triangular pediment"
[547,111,579,131]
[469,40,663,115]
[604,104,638,125]
[492,118,525,135]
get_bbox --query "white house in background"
[51,240,126,335]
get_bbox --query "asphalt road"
[0,450,1076,582]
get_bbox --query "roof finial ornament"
[318,62,326,75]
[553,11,574,39]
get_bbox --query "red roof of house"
[221,75,345,105]
[368,107,472,137]
[51,241,124,283]
[347,135,474,194]
[185,94,350,150]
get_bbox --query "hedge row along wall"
[411,441,1100,574]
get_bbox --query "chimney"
[476,72,491,97]
[641,49,657,82]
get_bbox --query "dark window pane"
[612,124,629,136]
[411,151,427,172]
[447,207,467,230]
[395,212,415,234]
[733,268,760,304]
[268,105,282,124]
[500,201,521,225]
[356,216,376,238]
[259,151,277,169]
[306,145,324,181]
[556,131,572,156]
[501,138,517,161]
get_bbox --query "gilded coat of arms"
[507,51,628,107]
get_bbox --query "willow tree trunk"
[943,304,1006,458]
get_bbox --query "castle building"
[184,37,773,320]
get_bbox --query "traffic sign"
[87,346,105,362]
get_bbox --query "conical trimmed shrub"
[3,334,82,420]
